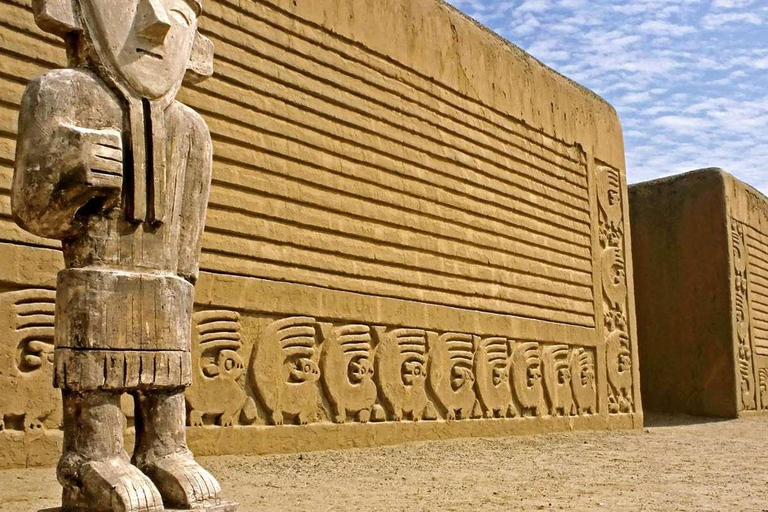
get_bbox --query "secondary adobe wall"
[0,0,641,468]
[631,169,768,417]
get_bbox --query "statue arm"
[177,109,213,284]
[11,73,123,240]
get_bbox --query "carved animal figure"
[186,310,257,427]
[0,289,61,431]
[473,336,515,418]
[759,368,768,411]
[606,329,633,413]
[542,345,575,417]
[373,327,434,421]
[510,341,544,417]
[249,316,320,425]
[570,347,597,415]
[427,332,479,420]
[320,323,378,423]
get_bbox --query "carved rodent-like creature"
[511,341,544,417]
[542,344,575,417]
[249,317,320,425]
[186,310,257,427]
[570,347,597,415]
[373,327,433,421]
[0,289,61,432]
[474,336,515,419]
[427,332,480,420]
[320,323,378,423]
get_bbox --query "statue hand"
[59,125,124,211]
[79,126,123,191]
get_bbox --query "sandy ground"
[2,414,767,511]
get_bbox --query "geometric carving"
[510,341,544,417]
[187,310,257,427]
[732,220,757,411]
[760,368,768,411]
[542,344,575,417]
[373,327,433,421]
[249,317,321,425]
[426,332,480,420]
[319,323,379,423]
[473,336,515,418]
[597,164,635,414]
[570,348,597,415]
[0,289,61,431]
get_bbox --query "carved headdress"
[31,0,214,223]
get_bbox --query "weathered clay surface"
[0,0,640,469]
[631,169,768,418]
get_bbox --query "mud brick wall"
[0,0,641,468]
[631,169,768,418]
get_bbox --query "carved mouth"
[136,47,164,60]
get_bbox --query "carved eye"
[225,358,235,371]
[304,364,311,372]
[170,8,194,27]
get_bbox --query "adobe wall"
[0,0,641,468]
[631,169,768,417]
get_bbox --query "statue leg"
[58,390,163,512]
[133,388,222,509]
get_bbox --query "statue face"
[80,0,199,99]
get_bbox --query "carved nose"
[137,0,172,44]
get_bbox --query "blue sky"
[447,0,768,192]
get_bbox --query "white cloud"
[446,0,768,192]
[639,20,696,36]
[702,12,762,28]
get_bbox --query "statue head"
[33,0,213,99]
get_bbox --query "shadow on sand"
[643,411,733,428]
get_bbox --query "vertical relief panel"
[596,164,635,414]
[739,217,768,412]
[732,220,757,411]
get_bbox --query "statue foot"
[63,457,163,512]
[139,452,222,509]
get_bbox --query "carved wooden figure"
[11,0,235,510]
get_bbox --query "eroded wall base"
[0,413,642,469]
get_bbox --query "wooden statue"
[12,0,235,510]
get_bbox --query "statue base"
[44,503,239,512]
[167,504,239,512]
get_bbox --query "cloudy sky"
[446,0,768,192]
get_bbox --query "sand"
[2,414,767,511]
